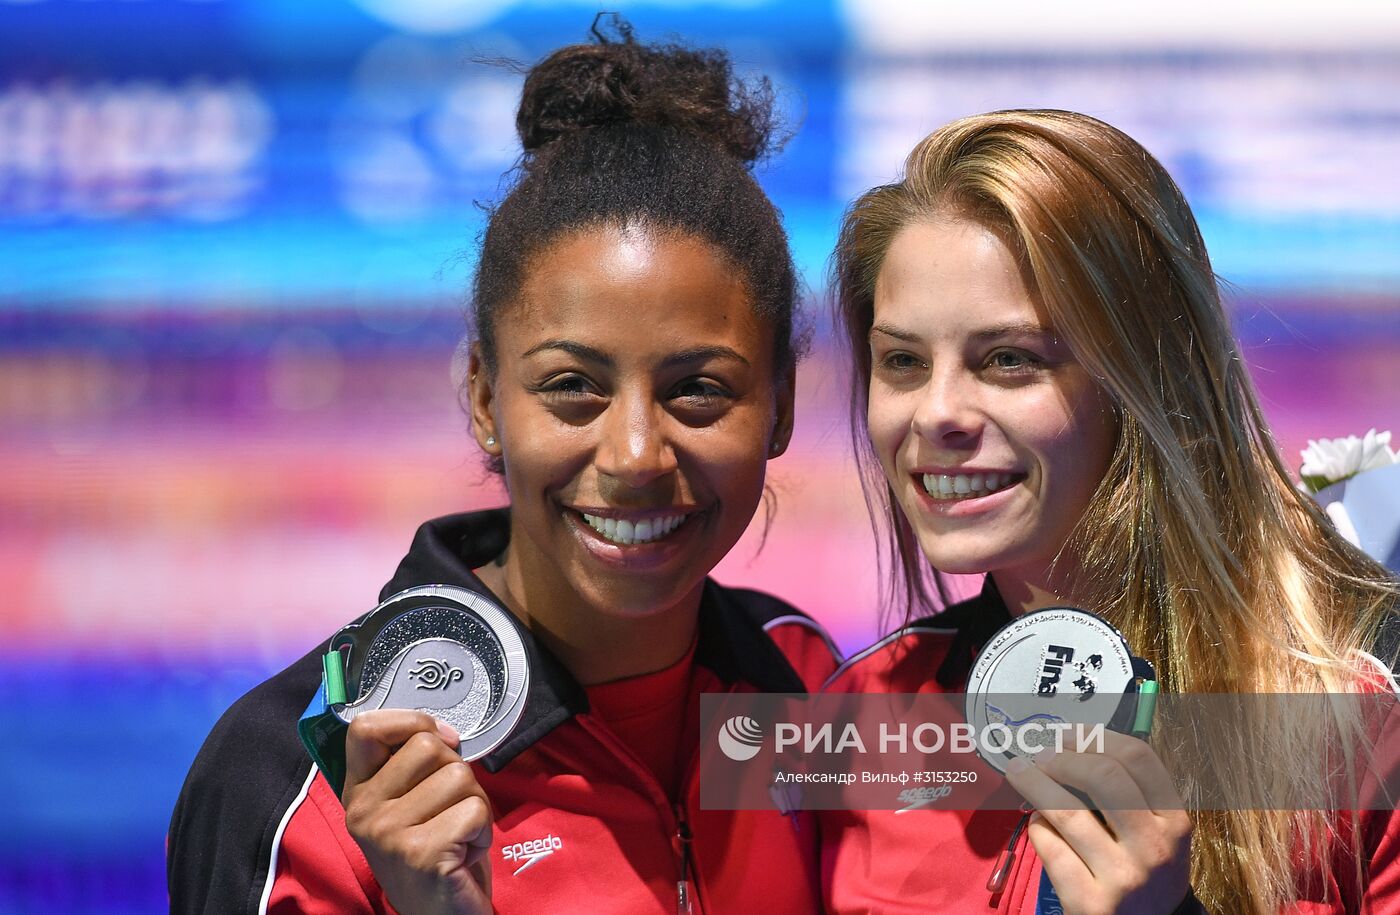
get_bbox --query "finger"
[450,793,494,901]
[398,794,493,906]
[1025,812,1096,903]
[1004,756,1119,875]
[344,710,459,793]
[401,793,492,862]
[1096,729,1184,813]
[470,853,493,901]
[349,709,461,755]
[441,797,495,915]
[390,758,489,829]
[358,730,469,807]
[1032,748,1158,844]
[435,793,493,858]
[1091,734,1194,868]
[454,795,494,900]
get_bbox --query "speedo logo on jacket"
[502,833,564,875]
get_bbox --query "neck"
[991,565,1084,616]
[475,547,702,686]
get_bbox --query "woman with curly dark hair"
[167,21,838,915]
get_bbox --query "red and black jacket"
[168,509,842,914]
[819,580,1400,914]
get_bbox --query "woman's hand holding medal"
[1005,730,1193,915]
[343,709,494,915]
[966,608,1195,913]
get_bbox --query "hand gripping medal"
[964,606,1158,775]
[298,585,530,793]
[970,607,1160,897]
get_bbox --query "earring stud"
[485,436,496,447]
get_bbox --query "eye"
[539,373,601,400]
[878,351,925,372]
[670,377,732,406]
[986,349,1041,374]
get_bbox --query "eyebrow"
[521,340,614,366]
[659,345,750,369]
[869,323,922,343]
[870,321,1055,344]
[519,341,749,369]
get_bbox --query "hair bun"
[516,15,777,165]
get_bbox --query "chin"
[584,578,693,620]
[922,555,998,577]
[914,533,1019,578]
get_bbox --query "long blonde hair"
[833,109,1399,912]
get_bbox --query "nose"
[595,389,679,488]
[910,364,983,448]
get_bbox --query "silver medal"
[329,584,530,761]
[965,606,1143,774]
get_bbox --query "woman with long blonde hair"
[821,109,1399,913]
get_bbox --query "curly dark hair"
[471,16,800,382]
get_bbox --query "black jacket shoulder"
[715,583,817,627]
[167,644,324,915]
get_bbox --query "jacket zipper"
[577,714,704,914]
[674,804,695,914]
[987,808,1031,899]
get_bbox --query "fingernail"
[1005,756,1031,775]
[436,720,460,746]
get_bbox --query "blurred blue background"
[2,1,1398,911]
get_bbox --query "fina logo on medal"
[1037,644,1103,700]
[717,715,765,761]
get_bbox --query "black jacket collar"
[913,577,1012,689]
[378,509,807,771]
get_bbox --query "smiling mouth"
[572,510,693,546]
[920,472,1025,501]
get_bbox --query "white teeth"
[921,472,1019,501]
[579,512,687,545]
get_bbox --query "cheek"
[673,420,773,528]
[1063,380,1117,464]
[500,448,560,506]
[686,422,770,485]
[497,396,591,489]
[1027,394,1116,495]
[1077,405,1118,494]
[865,389,909,465]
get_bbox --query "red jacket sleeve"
[1359,688,1400,913]
[266,772,386,915]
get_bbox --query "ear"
[467,344,501,454]
[768,361,796,459]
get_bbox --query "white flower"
[1299,428,1399,493]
